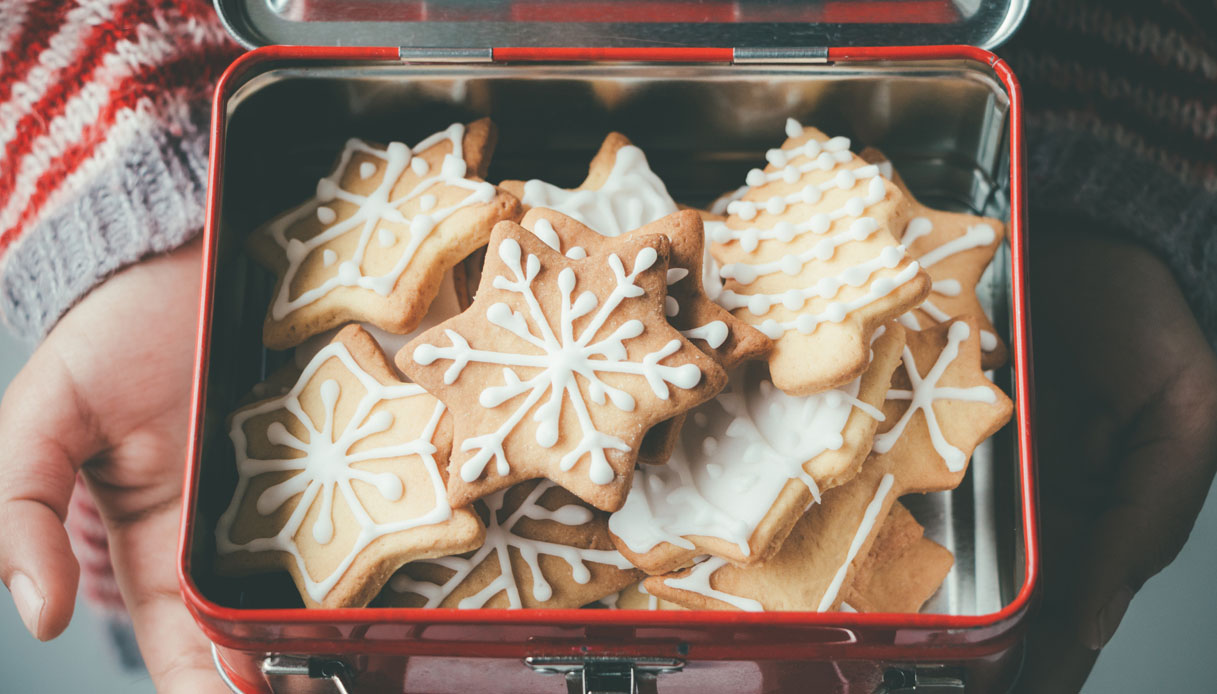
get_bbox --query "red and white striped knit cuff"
[0,0,241,340]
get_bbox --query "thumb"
[0,344,101,640]
[1072,371,1217,650]
[99,490,232,693]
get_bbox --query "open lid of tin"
[214,0,1029,52]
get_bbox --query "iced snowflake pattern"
[389,480,635,608]
[266,124,497,320]
[413,236,703,486]
[216,342,453,604]
[873,321,998,472]
[897,217,1001,353]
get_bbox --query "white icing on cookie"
[609,366,877,557]
[873,321,997,471]
[389,480,634,608]
[266,125,496,320]
[216,342,452,604]
[706,121,921,339]
[679,321,728,349]
[662,556,763,611]
[521,144,678,238]
[819,472,895,611]
[412,238,703,486]
[899,218,1001,352]
[292,268,464,377]
[522,152,725,350]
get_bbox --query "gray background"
[0,325,1214,693]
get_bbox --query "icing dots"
[216,341,453,604]
[266,124,496,320]
[521,148,726,350]
[873,321,997,471]
[707,121,921,340]
[412,238,703,486]
[389,481,634,608]
[609,366,877,557]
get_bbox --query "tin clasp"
[524,655,684,694]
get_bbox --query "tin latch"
[877,666,966,693]
[524,655,684,694]
[261,654,354,694]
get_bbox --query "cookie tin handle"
[524,655,684,694]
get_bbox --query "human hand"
[0,238,228,693]
[1014,225,1217,693]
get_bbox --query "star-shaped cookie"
[706,119,931,396]
[500,132,680,239]
[860,148,1008,368]
[520,207,771,463]
[600,500,951,614]
[398,221,726,512]
[645,318,1011,611]
[248,118,522,349]
[597,580,685,610]
[215,325,485,608]
[607,322,905,575]
[378,480,640,609]
[841,501,954,614]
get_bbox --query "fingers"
[1071,377,1217,650]
[1030,229,1211,417]
[98,489,230,694]
[0,346,102,640]
[1028,227,1217,692]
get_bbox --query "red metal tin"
[183,43,1035,693]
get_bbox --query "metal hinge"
[261,654,354,694]
[733,47,830,64]
[875,666,967,693]
[525,655,685,694]
[399,47,494,63]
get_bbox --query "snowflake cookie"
[398,221,726,512]
[215,326,484,609]
[645,318,1011,611]
[706,119,931,396]
[519,207,772,464]
[247,118,521,349]
[505,135,773,369]
[607,322,905,575]
[379,480,641,609]
[859,148,1008,368]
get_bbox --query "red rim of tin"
[181,43,1036,655]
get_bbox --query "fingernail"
[8,572,44,639]
[1085,586,1133,650]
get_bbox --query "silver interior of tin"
[193,60,1025,615]
[214,0,1030,50]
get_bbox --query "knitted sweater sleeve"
[1000,0,1217,344]
[0,0,241,341]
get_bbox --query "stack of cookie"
[215,116,1013,613]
